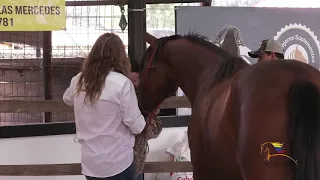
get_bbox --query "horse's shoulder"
[195,83,232,115]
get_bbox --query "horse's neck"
[168,40,249,106]
[170,54,220,106]
[176,58,249,105]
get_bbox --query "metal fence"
[0,2,200,126]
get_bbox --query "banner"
[175,7,320,70]
[0,0,66,31]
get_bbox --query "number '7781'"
[0,18,14,27]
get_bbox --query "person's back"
[63,33,146,180]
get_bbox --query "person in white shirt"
[63,32,146,180]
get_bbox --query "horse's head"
[260,142,271,154]
[136,33,180,115]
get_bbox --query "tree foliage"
[146,0,262,29]
[216,0,261,6]
[146,4,177,29]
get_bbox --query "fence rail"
[0,96,192,176]
[0,96,190,113]
[0,96,192,175]
[0,162,192,176]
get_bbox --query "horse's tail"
[288,80,320,180]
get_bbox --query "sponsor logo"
[274,23,320,69]
[171,172,193,180]
[260,141,298,166]
[177,177,193,180]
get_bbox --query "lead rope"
[133,44,163,175]
[213,24,244,47]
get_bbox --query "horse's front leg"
[190,149,210,180]
[188,119,211,180]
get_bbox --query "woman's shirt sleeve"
[63,75,78,106]
[121,80,146,134]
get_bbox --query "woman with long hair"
[63,33,146,180]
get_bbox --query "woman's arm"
[121,80,146,134]
[63,76,78,106]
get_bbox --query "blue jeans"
[85,163,137,180]
[137,173,143,180]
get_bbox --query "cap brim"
[248,51,262,58]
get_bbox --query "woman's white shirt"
[63,71,146,178]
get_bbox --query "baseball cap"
[248,39,284,58]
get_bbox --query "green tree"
[146,4,177,30]
[216,0,262,6]
[146,0,262,30]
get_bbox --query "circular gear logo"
[274,23,320,70]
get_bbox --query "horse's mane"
[141,34,182,69]
[142,32,247,84]
[182,32,248,85]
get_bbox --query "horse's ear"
[145,32,157,45]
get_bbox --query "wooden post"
[202,0,211,6]
[128,0,146,64]
[42,31,53,123]
[0,162,193,175]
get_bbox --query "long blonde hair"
[76,33,131,105]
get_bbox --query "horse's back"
[231,60,320,180]
[189,59,320,180]
[233,60,320,121]
[233,59,320,139]
[234,60,320,118]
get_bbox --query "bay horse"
[136,32,320,180]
